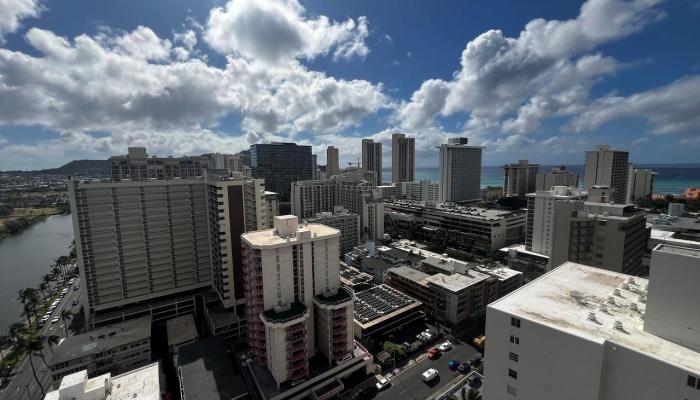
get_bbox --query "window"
[509,335,520,345]
[690,375,697,387]
[508,369,518,379]
[511,317,521,328]
[509,352,519,362]
[507,385,517,396]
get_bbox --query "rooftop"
[166,314,198,347]
[378,247,424,263]
[242,223,339,247]
[424,270,491,293]
[475,266,522,281]
[315,287,353,306]
[360,257,395,271]
[45,362,161,400]
[490,262,700,374]
[385,200,523,220]
[353,285,421,325]
[387,266,431,284]
[177,337,248,400]
[49,317,151,366]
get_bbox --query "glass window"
[508,369,518,379]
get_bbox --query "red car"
[427,347,441,360]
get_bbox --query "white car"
[422,368,439,382]
[375,377,391,390]
[51,316,60,324]
[438,341,452,352]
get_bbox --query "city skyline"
[1,0,699,170]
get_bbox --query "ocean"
[380,164,700,196]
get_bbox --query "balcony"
[287,350,306,363]
[287,323,306,334]
[287,339,306,352]
[289,368,308,381]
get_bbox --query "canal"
[0,214,74,331]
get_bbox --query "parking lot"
[344,337,482,400]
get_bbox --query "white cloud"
[568,75,700,134]
[0,25,390,169]
[204,0,370,63]
[397,0,662,135]
[0,0,42,42]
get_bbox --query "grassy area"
[0,207,64,239]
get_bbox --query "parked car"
[422,368,439,382]
[458,364,469,373]
[437,341,452,352]
[73,285,79,291]
[51,316,60,324]
[467,373,482,388]
[37,320,45,328]
[427,347,441,360]
[375,377,391,391]
[469,355,483,368]
[448,359,460,370]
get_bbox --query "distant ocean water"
[381,164,700,196]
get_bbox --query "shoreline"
[0,208,70,241]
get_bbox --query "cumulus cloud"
[0,0,42,42]
[204,0,370,63]
[568,75,700,134]
[397,0,662,134]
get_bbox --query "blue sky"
[0,0,699,170]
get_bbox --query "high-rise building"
[110,147,208,181]
[584,145,630,204]
[503,160,539,197]
[361,139,382,186]
[438,138,483,202]
[391,133,415,183]
[69,178,213,324]
[242,216,354,385]
[525,187,649,275]
[290,178,338,218]
[303,208,360,258]
[250,143,313,202]
[535,166,579,191]
[627,168,655,203]
[205,172,268,309]
[327,146,340,176]
[483,244,700,400]
[397,180,440,203]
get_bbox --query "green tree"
[18,288,40,325]
[8,322,27,345]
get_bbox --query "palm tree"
[60,309,73,336]
[51,265,62,284]
[17,337,46,398]
[0,332,9,363]
[43,334,60,354]
[18,288,40,325]
[38,282,50,306]
[8,322,27,345]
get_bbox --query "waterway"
[0,213,74,331]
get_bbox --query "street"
[345,339,481,400]
[0,282,82,400]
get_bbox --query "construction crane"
[347,157,361,168]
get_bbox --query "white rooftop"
[475,266,522,281]
[425,270,490,293]
[44,362,161,400]
[242,221,339,247]
[490,262,700,374]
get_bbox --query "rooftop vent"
[622,283,630,290]
[600,305,609,314]
[613,289,622,297]
[607,296,616,305]
[638,295,647,303]
[587,312,597,322]
[613,320,624,331]
[630,303,638,312]
[628,277,636,285]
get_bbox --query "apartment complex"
[361,139,383,185]
[391,133,415,183]
[326,146,340,176]
[69,178,213,323]
[484,245,700,400]
[525,186,587,256]
[584,144,630,204]
[48,318,152,385]
[534,165,579,191]
[110,147,208,181]
[202,152,249,175]
[503,160,539,197]
[384,200,527,253]
[290,178,338,218]
[303,208,360,258]
[397,180,440,203]
[438,137,483,202]
[250,143,313,202]
[241,216,354,385]
[627,168,655,203]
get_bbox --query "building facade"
[525,186,587,256]
[584,144,630,204]
[327,146,340,177]
[110,147,208,181]
[535,166,579,191]
[290,178,338,218]
[303,208,360,258]
[397,180,440,203]
[391,133,415,183]
[483,245,700,400]
[438,138,483,202]
[241,216,354,386]
[627,168,655,203]
[250,143,313,202]
[503,160,539,197]
[361,139,383,186]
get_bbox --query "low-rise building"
[45,362,161,400]
[535,165,579,191]
[385,200,527,253]
[484,244,700,400]
[353,285,424,346]
[480,186,504,202]
[498,244,550,282]
[166,314,199,354]
[339,262,374,292]
[397,180,440,203]
[48,317,152,385]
